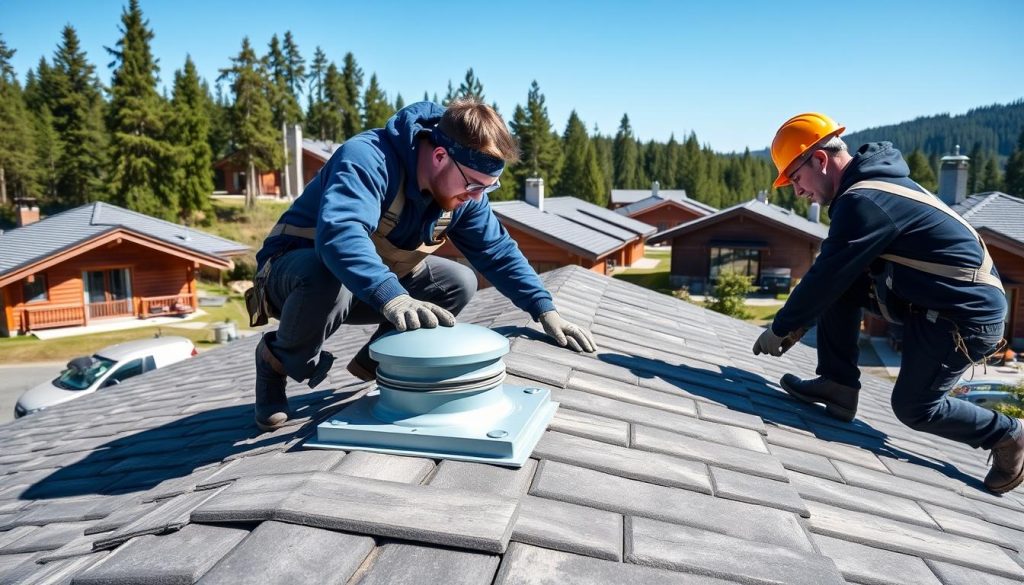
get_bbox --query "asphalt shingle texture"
[1,265,1022,584]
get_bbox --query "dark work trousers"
[263,249,477,384]
[815,274,1018,449]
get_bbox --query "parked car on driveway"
[14,336,197,418]
[950,379,1023,409]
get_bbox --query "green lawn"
[612,248,674,294]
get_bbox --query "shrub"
[705,272,755,319]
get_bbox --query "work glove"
[381,294,456,332]
[539,311,597,353]
[752,323,806,357]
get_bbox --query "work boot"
[780,374,859,422]
[346,342,378,382]
[984,421,1024,494]
[254,335,289,431]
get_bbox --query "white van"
[14,336,197,418]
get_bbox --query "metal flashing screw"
[487,430,509,438]
[524,388,541,394]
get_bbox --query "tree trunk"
[0,164,7,206]
[246,157,256,209]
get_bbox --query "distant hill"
[752,99,1024,162]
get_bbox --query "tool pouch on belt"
[245,259,277,328]
[869,263,909,325]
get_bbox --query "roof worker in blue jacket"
[246,99,596,433]
[751,113,1020,494]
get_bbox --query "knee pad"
[306,350,336,388]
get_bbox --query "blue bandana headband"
[431,127,506,177]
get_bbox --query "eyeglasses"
[786,151,815,184]
[451,157,501,198]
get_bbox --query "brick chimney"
[525,177,544,212]
[15,197,40,227]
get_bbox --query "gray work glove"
[381,294,456,332]
[752,323,806,357]
[539,311,597,353]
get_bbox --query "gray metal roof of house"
[952,191,1024,244]
[616,193,718,217]
[0,203,249,276]
[651,198,830,244]
[543,197,657,239]
[2,265,1023,584]
[302,138,341,162]
[491,200,638,260]
[611,188,689,206]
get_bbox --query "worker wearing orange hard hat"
[751,112,1018,494]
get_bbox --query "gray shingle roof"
[616,193,718,217]
[0,203,249,276]
[952,191,1024,244]
[543,197,656,239]
[491,200,638,259]
[650,198,830,244]
[2,266,1022,584]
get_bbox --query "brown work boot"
[345,343,378,382]
[254,335,290,432]
[984,422,1024,494]
[780,374,859,422]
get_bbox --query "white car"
[14,336,197,418]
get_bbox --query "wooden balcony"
[87,299,134,319]
[140,294,196,319]
[17,303,86,331]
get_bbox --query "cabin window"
[709,247,761,281]
[23,274,48,303]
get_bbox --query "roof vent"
[307,324,557,467]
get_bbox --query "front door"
[83,268,134,319]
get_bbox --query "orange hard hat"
[771,112,845,188]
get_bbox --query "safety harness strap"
[846,180,1004,292]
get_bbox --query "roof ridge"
[959,192,1001,219]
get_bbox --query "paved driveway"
[0,362,64,424]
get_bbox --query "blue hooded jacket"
[772,142,1007,335]
[256,102,555,318]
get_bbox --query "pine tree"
[219,37,279,208]
[442,80,457,106]
[206,81,232,160]
[980,156,1003,192]
[282,31,305,100]
[592,131,614,197]
[906,148,937,192]
[394,93,405,111]
[508,81,562,198]
[362,73,392,129]
[51,25,106,206]
[456,68,484,101]
[341,52,363,137]
[558,110,605,205]
[318,62,347,142]
[22,62,62,201]
[304,46,328,138]
[264,33,303,130]
[967,142,983,194]
[1004,129,1024,197]
[106,0,175,218]
[168,56,214,222]
[0,35,41,205]
[659,134,680,190]
[613,114,642,189]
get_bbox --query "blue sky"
[3,0,1022,153]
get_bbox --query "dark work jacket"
[255,102,555,318]
[773,142,1007,335]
